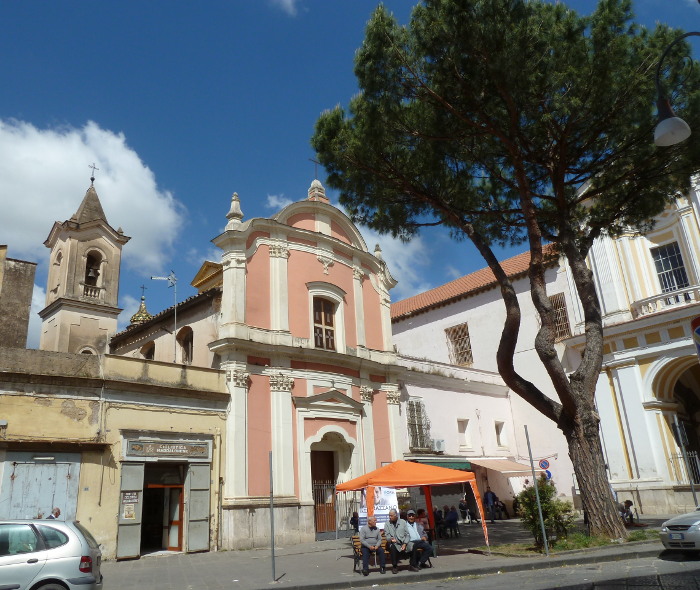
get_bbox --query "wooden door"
[311,451,336,533]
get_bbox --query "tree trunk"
[565,399,627,539]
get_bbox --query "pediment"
[293,388,364,412]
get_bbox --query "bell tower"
[39,181,130,354]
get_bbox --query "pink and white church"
[109,179,406,548]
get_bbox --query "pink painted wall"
[330,220,351,245]
[304,418,356,441]
[246,245,271,329]
[287,213,315,232]
[246,231,270,250]
[286,250,358,347]
[371,390,393,466]
[291,360,360,379]
[362,275,384,350]
[248,374,271,496]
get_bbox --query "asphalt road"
[392,551,700,589]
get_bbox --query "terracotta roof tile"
[391,245,557,321]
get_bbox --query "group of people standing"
[358,508,433,576]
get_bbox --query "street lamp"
[654,31,700,147]
[151,271,178,363]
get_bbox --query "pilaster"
[224,364,250,498]
[382,383,402,461]
[269,241,290,332]
[360,386,376,472]
[270,372,295,496]
[353,266,367,348]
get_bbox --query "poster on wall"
[359,486,398,528]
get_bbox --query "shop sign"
[127,440,209,458]
[122,491,139,504]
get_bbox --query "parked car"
[660,510,700,551]
[0,519,103,590]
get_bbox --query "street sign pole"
[525,425,549,557]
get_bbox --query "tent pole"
[470,480,490,554]
[424,485,437,556]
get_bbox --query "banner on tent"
[359,486,398,528]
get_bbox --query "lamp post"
[654,31,700,146]
[151,271,178,363]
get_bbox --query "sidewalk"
[100,517,670,590]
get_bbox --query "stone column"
[360,386,376,472]
[224,365,250,498]
[382,383,403,461]
[270,372,295,496]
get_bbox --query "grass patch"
[473,529,660,556]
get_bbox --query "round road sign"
[538,459,550,470]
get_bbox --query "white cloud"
[266,193,293,210]
[356,225,435,302]
[117,293,141,332]
[444,264,463,280]
[0,119,186,275]
[269,0,299,16]
[26,284,45,349]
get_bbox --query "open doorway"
[141,463,184,553]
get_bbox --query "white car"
[660,509,700,551]
[0,519,103,590]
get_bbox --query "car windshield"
[73,522,100,549]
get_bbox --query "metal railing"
[672,450,700,485]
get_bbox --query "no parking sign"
[538,459,550,470]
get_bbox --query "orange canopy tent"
[336,460,490,546]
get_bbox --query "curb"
[272,542,664,590]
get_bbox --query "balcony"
[81,283,104,300]
[631,285,700,319]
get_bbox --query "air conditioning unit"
[433,439,446,453]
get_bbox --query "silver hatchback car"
[660,509,700,551]
[0,519,103,590]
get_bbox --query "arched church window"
[313,297,336,351]
[141,341,155,360]
[177,326,194,364]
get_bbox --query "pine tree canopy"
[312,0,700,255]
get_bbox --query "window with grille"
[651,242,690,293]
[407,399,432,452]
[549,293,571,341]
[445,322,473,366]
[313,297,336,350]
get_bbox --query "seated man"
[618,499,634,524]
[385,509,427,573]
[405,510,433,569]
[359,516,386,576]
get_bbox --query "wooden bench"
[351,534,389,573]
[351,532,432,573]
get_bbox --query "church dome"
[130,296,153,326]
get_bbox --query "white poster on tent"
[359,486,398,528]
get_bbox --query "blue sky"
[0,0,699,348]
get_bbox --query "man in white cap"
[404,509,433,570]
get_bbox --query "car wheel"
[34,584,68,590]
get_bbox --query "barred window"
[651,242,690,294]
[445,322,473,366]
[549,293,571,341]
[407,399,432,452]
[313,297,336,351]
